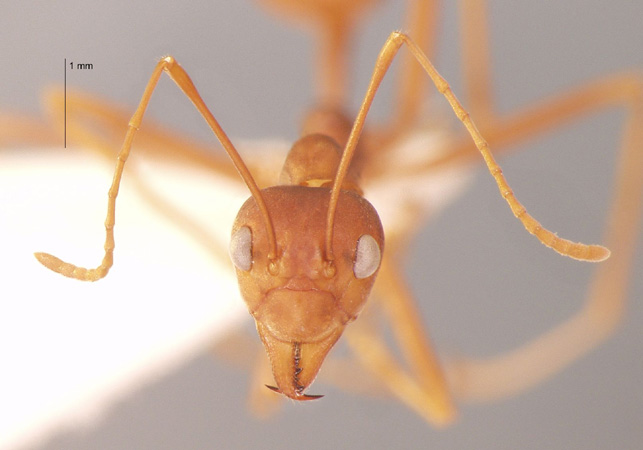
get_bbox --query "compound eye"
[229,226,252,271]
[353,234,381,279]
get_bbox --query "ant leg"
[352,30,643,403]
[256,0,381,107]
[343,253,457,425]
[409,74,643,185]
[0,113,58,148]
[327,31,632,420]
[390,0,440,134]
[41,88,245,182]
[458,0,495,124]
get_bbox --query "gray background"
[2,1,643,449]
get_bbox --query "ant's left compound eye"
[230,226,253,271]
[353,234,381,279]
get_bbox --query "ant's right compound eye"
[230,226,253,271]
[353,234,381,279]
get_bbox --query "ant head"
[229,185,383,399]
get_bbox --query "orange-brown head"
[229,135,383,400]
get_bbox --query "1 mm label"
[69,62,93,70]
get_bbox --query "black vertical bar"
[64,58,67,148]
